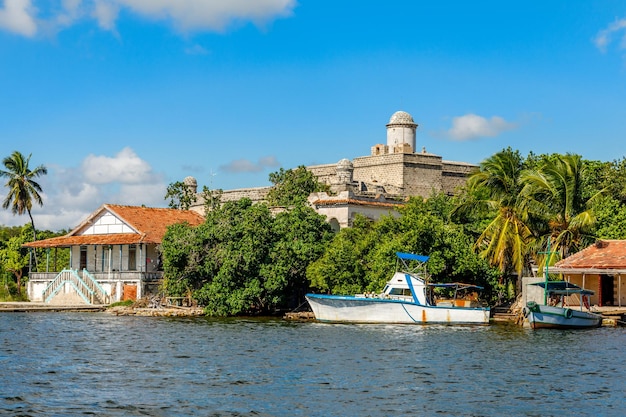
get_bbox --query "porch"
[28,270,164,304]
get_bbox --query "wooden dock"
[0,302,106,313]
[283,311,315,321]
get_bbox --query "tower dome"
[183,176,198,194]
[386,110,418,153]
[336,158,354,184]
[388,111,417,126]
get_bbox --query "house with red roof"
[23,204,204,304]
[551,240,626,308]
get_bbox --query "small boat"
[305,252,490,325]
[523,281,602,329]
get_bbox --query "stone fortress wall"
[189,110,478,224]
[307,111,477,199]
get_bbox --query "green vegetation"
[108,299,134,308]
[266,165,328,207]
[2,148,614,309]
[0,151,47,243]
[161,197,334,316]
[0,151,48,280]
[307,195,502,302]
[165,180,198,210]
[0,225,68,301]
[454,149,616,296]
[158,151,626,313]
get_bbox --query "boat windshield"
[388,288,412,296]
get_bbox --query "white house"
[23,204,204,304]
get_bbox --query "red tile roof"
[553,240,626,271]
[24,204,204,248]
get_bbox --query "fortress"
[189,111,477,229]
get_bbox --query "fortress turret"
[183,176,198,194]
[386,110,417,153]
[336,158,354,184]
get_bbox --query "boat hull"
[305,294,490,325]
[525,304,602,329]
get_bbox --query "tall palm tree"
[0,151,48,243]
[521,153,604,263]
[455,148,534,277]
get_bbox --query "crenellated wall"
[442,160,478,194]
[307,163,336,187]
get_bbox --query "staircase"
[42,269,110,305]
[491,305,519,323]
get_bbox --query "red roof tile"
[24,204,204,248]
[554,240,626,270]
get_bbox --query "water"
[1,313,624,417]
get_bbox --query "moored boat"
[523,281,602,329]
[305,252,490,325]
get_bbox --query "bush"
[0,280,28,302]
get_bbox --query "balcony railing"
[30,270,164,282]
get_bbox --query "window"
[79,246,87,270]
[128,245,137,271]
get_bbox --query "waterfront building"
[23,204,204,304]
[551,240,626,308]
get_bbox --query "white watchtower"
[386,110,417,153]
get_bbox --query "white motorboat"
[305,252,490,325]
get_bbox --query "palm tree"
[0,151,48,243]
[455,148,534,277]
[521,153,604,263]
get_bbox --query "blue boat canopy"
[530,281,594,295]
[428,282,484,290]
[396,252,429,263]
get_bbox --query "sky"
[1,0,626,231]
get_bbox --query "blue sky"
[1,0,626,231]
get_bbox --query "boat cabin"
[373,252,484,307]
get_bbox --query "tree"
[260,205,333,309]
[307,214,377,295]
[164,181,196,210]
[592,195,626,239]
[266,166,327,207]
[308,195,500,302]
[161,194,334,316]
[1,151,47,272]
[598,157,626,203]
[454,148,533,278]
[0,151,47,243]
[520,153,604,262]
[0,234,29,297]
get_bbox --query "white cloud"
[82,147,159,185]
[0,0,37,37]
[0,0,296,37]
[112,0,296,32]
[117,182,167,206]
[220,155,280,173]
[54,0,83,27]
[93,0,118,31]
[446,114,516,141]
[594,18,626,53]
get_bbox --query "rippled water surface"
[1,312,624,416]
